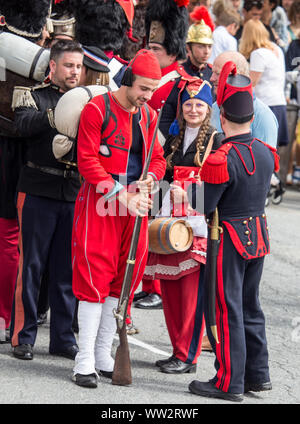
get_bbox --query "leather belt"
[26,161,78,178]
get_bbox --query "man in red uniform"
[71,49,166,388]
[134,0,191,310]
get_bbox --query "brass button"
[245,230,250,235]
[262,214,266,218]
[247,241,252,246]
[249,217,253,221]
[243,220,247,224]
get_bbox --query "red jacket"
[77,92,166,198]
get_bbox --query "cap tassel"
[169,119,180,136]
[216,61,237,107]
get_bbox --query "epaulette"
[255,138,280,172]
[177,65,194,80]
[200,143,233,184]
[11,86,38,111]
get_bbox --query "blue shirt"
[211,96,278,148]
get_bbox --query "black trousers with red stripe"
[10,193,77,352]
[204,229,270,394]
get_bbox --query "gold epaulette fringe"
[11,86,38,111]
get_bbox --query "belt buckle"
[64,169,70,178]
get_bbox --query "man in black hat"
[10,39,84,361]
[187,61,277,401]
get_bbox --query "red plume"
[190,5,215,31]
[217,61,237,107]
[54,0,64,4]
[174,0,190,7]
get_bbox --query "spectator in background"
[208,8,240,64]
[287,0,300,42]
[266,0,290,50]
[235,0,277,43]
[239,19,289,147]
[210,51,278,147]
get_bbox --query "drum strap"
[29,47,45,80]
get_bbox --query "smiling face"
[182,98,209,128]
[49,51,83,92]
[126,75,160,108]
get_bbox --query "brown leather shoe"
[202,335,213,352]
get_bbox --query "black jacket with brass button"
[13,83,81,202]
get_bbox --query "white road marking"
[114,335,170,356]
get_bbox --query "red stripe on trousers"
[215,232,231,392]
[11,193,26,347]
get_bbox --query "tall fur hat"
[145,0,190,61]
[70,0,130,53]
[0,0,52,42]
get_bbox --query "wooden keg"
[148,217,193,255]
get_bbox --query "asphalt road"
[0,187,299,410]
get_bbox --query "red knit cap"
[128,49,162,80]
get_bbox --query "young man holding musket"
[71,49,166,388]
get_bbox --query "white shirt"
[208,26,237,65]
[250,44,286,106]
[183,126,199,155]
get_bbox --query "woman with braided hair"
[143,78,223,373]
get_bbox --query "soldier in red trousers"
[71,49,166,388]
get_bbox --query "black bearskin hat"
[145,0,189,61]
[70,0,129,53]
[0,0,52,42]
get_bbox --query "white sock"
[94,296,118,372]
[73,300,102,376]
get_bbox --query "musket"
[207,208,222,344]
[112,102,164,386]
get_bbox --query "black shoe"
[134,293,163,309]
[50,344,79,360]
[37,312,48,326]
[72,373,98,388]
[133,291,149,302]
[97,369,113,379]
[244,381,272,393]
[155,355,175,368]
[189,380,244,402]
[160,357,196,374]
[13,344,34,360]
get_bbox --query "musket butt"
[210,325,219,344]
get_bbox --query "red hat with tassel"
[217,61,254,124]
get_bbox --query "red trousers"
[0,218,19,328]
[72,182,149,303]
[141,278,162,295]
[160,265,205,364]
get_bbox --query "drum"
[0,32,50,81]
[148,217,193,255]
[0,32,49,136]
[52,85,109,166]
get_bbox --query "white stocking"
[73,300,102,376]
[94,296,118,372]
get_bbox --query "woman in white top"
[239,18,289,146]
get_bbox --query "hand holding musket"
[207,208,222,344]
[112,103,164,386]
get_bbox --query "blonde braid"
[194,107,212,167]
